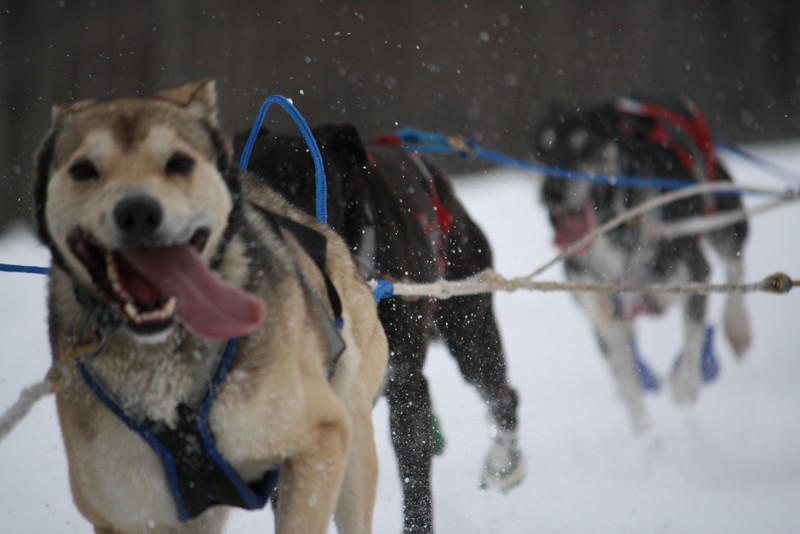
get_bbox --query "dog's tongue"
[118,245,265,339]
[552,202,597,254]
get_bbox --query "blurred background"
[2,0,799,232]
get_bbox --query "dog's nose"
[542,179,565,205]
[114,194,164,241]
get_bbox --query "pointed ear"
[157,79,219,125]
[50,99,96,124]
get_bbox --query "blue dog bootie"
[632,337,660,392]
[672,325,720,385]
[700,325,719,383]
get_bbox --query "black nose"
[542,178,565,205]
[114,194,163,241]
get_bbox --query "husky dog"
[34,80,388,534]
[534,97,751,432]
[237,124,524,533]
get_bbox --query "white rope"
[0,376,54,443]
[373,270,796,300]
[650,195,799,239]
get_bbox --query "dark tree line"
[2,0,798,231]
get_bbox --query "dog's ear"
[313,123,370,168]
[157,79,219,125]
[50,99,96,125]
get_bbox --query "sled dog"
[237,124,524,533]
[534,97,750,432]
[34,80,387,533]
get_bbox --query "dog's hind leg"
[434,293,524,491]
[720,258,751,358]
[334,406,379,534]
[707,166,751,357]
[432,194,523,491]
[381,299,435,534]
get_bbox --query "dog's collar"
[77,337,278,521]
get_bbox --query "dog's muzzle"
[66,195,265,340]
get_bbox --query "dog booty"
[480,426,525,493]
[672,325,720,385]
[632,337,661,392]
[700,325,719,383]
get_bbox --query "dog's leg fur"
[574,287,650,432]
[720,258,750,357]
[706,175,751,358]
[669,246,711,406]
[333,316,388,534]
[433,173,520,433]
[381,298,435,534]
[275,415,351,534]
[596,319,651,433]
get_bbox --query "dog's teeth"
[124,302,140,321]
[124,297,177,324]
[163,296,177,316]
[106,252,134,302]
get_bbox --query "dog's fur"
[34,80,388,533]
[534,97,751,432]
[237,125,522,533]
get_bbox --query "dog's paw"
[669,365,702,406]
[723,296,751,359]
[629,409,653,434]
[480,427,525,493]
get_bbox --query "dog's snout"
[114,194,164,241]
[542,179,565,206]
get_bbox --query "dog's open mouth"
[68,229,265,340]
[550,201,598,254]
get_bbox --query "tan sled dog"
[33,80,388,533]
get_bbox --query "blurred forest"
[1,0,799,232]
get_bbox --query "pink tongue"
[118,245,265,339]
[553,202,597,254]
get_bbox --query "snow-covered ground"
[1,144,799,533]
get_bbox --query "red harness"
[617,98,719,214]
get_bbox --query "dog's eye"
[165,152,195,176]
[68,159,99,182]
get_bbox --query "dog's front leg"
[670,294,707,406]
[578,293,651,433]
[275,416,351,534]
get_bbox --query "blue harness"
[78,338,278,521]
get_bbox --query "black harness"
[77,206,345,521]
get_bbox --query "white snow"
[1,144,799,533]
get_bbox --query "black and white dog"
[237,124,523,533]
[533,97,751,432]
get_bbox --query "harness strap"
[249,203,346,371]
[78,339,278,521]
[617,98,717,182]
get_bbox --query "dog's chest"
[580,233,659,283]
[67,339,282,520]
